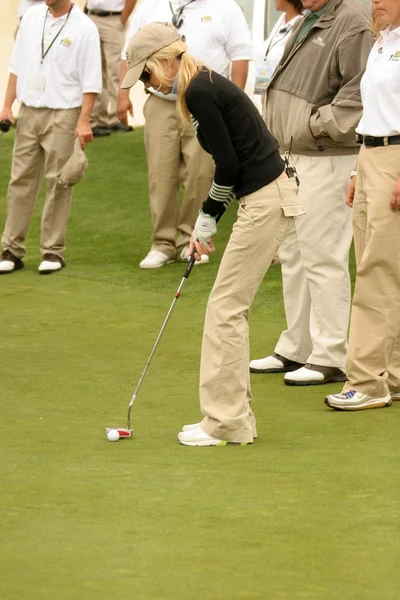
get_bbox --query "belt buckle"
[383,137,389,146]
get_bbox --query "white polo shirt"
[356,26,400,137]
[123,0,253,78]
[10,3,102,110]
[86,0,125,11]
[18,0,44,19]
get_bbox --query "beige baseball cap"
[121,22,183,89]
[57,138,88,187]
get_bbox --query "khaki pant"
[274,154,356,370]
[143,95,215,258]
[1,104,79,259]
[89,14,125,128]
[343,144,400,397]
[199,177,303,443]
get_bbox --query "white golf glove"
[194,210,217,244]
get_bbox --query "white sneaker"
[139,250,174,269]
[181,421,258,439]
[181,422,201,432]
[284,364,346,386]
[178,424,251,446]
[249,353,303,374]
[0,250,24,274]
[180,245,209,265]
[325,390,392,411]
[38,254,64,274]
[390,389,400,401]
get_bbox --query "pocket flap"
[281,204,306,217]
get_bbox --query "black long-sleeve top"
[185,69,285,217]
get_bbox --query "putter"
[105,256,195,438]
[105,211,226,440]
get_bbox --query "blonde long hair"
[145,40,211,123]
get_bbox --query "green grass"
[0,129,398,600]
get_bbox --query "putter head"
[105,427,133,438]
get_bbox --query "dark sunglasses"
[139,67,151,83]
[171,13,184,29]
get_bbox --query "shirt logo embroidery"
[389,50,400,61]
[312,36,325,48]
[201,15,212,22]
[61,38,72,48]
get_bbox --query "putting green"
[1,131,399,600]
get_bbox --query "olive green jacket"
[263,0,373,155]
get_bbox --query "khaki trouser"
[199,177,303,443]
[143,95,215,258]
[274,154,356,370]
[89,14,125,128]
[1,104,79,259]
[343,144,400,397]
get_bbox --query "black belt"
[356,133,400,147]
[86,9,122,16]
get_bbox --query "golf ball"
[107,429,120,442]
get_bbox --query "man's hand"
[0,107,14,126]
[390,177,400,212]
[189,230,216,262]
[75,122,93,148]
[346,177,356,208]
[117,91,133,125]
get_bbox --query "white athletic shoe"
[325,390,392,411]
[181,421,258,439]
[178,425,251,447]
[284,364,346,386]
[180,245,209,265]
[249,353,304,374]
[0,250,24,274]
[139,250,174,269]
[181,422,202,432]
[38,254,64,274]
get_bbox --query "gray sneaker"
[325,390,392,411]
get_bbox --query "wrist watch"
[350,170,357,179]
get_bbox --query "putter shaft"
[126,259,195,429]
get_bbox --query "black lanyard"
[41,3,73,63]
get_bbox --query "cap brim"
[121,59,146,89]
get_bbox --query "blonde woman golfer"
[122,22,304,446]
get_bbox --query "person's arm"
[0,73,17,124]
[186,82,240,218]
[76,29,102,146]
[225,0,253,89]
[75,93,97,147]
[230,60,249,90]
[309,30,373,144]
[120,0,138,26]
[117,60,133,124]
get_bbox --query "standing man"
[0,0,102,275]
[118,0,253,269]
[86,0,138,136]
[249,0,373,385]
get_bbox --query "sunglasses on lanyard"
[169,0,196,30]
